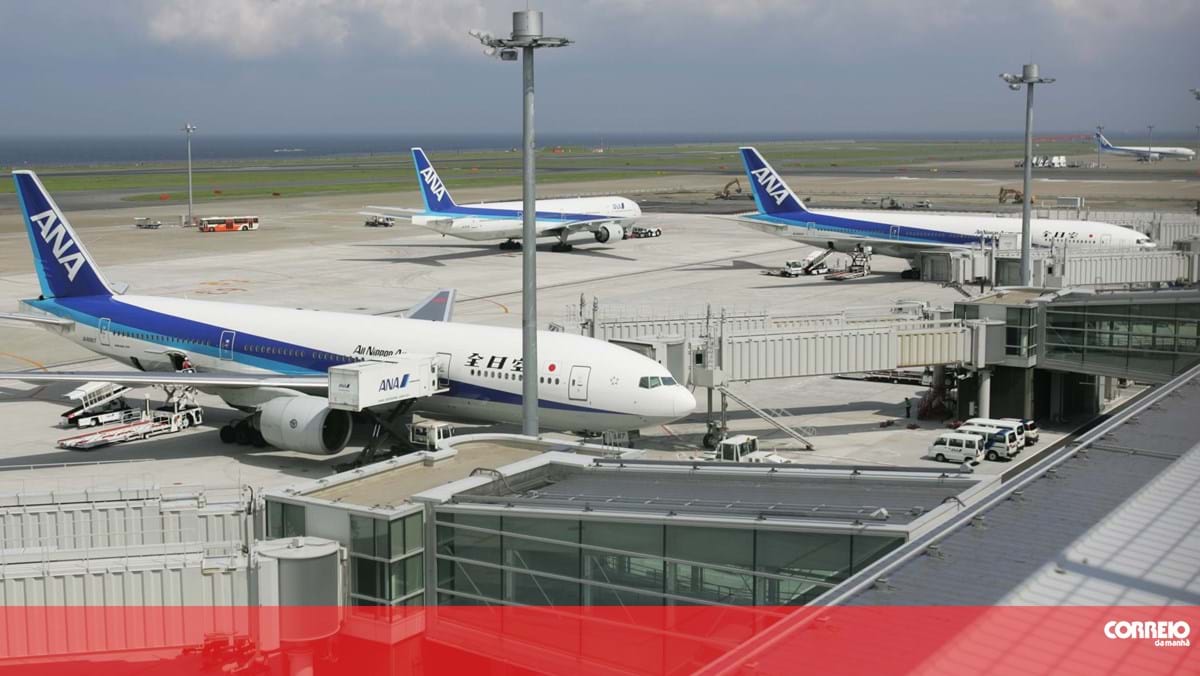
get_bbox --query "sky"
[0,0,1197,138]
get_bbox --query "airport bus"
[197,216,259,233]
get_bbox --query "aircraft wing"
[544,217,639,236]
[406,288,456,322]
[0,370,328,392]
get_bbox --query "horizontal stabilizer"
[0,311,75,327]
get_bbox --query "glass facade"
[349,512,425,606]
[1044,302,1200,378]
[265,500,306,539]
[1005,307,1038,357]
[435,512,902,607]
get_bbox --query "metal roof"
[452,463,982,527]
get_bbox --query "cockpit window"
[639,376,663,389]
[661,376,677,386]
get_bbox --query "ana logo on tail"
[30,209,86,281]
[750,167,790,207]
[420,166,447,203]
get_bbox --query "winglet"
[406,288,456,322]
[13,171,112,298]
[411,148,457,213]
[738,147,809,215]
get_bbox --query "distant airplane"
[0,171,694,456]
[364,148,643,251]
[1095,132,1196,161]
[732,147,1156,268]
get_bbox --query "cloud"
[146,0,488,59]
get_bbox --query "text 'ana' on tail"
[738,147,809,215]
[411,147,457,212]
[13,171,112,299]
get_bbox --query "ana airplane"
[364,148,643,251]
[1094,132,1196,161]
[734,147,1155,267]
[0,171,694,455]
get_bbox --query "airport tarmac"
[0,180,1120,494]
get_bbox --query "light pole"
[1096,124,1104,169]
[470,11,571,437]
[183,123,196,226]
[1147,124,1155,158]
[1000,64,1055,287]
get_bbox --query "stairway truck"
[327,357,440,412]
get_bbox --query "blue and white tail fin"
[411,147,457,213]
[14,171,112,299]
[739,147,809,215]
[1094,132,1114,151]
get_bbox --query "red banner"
[0,606,1195,675]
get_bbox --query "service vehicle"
[703,434,794,464]
[364,216,395,227]
[956,424,1019,461]
[198,216,259,233]
[134,217,162,229]
[58,401,203,450]
[409,420,456,451]
[928,431,984,464]
[1003,417,1039,444]
[623,226,662,239]
[964,417,1028,448]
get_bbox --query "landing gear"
[499,239,521,251]
[219,416,266,448]
[552,231,573,252]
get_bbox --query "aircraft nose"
[674,387,697,417]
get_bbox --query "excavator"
[998,187,1026,204]
[714,178,744,199]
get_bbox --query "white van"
[1004,418,1039,445]
[957,424,1019,461]
[928,432,984,465]
[965,418,1027,448]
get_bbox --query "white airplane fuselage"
[28,293,694,432]
[418,196,642,241]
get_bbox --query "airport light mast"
[470,11,571,437]
[1000,64,1055,287]
[182,123,197,227]
[1147,124,1155,156]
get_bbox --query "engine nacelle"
[594,223,623,243]
[259,395,353,455]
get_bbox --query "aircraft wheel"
[552,243,574,252]
[219,425,236,444]
[251,430,268,448]
[234,421,252,445]
[702,432,717,449]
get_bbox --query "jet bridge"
[565,298,976,450]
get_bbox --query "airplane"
[732,147,1156,270]
[0,171,695,456]
[1095,131,1196,161]
[363,148,644,251]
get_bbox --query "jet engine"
[259,395,353,455]
[594,223,624,243]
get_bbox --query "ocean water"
[0,131,1019,167]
